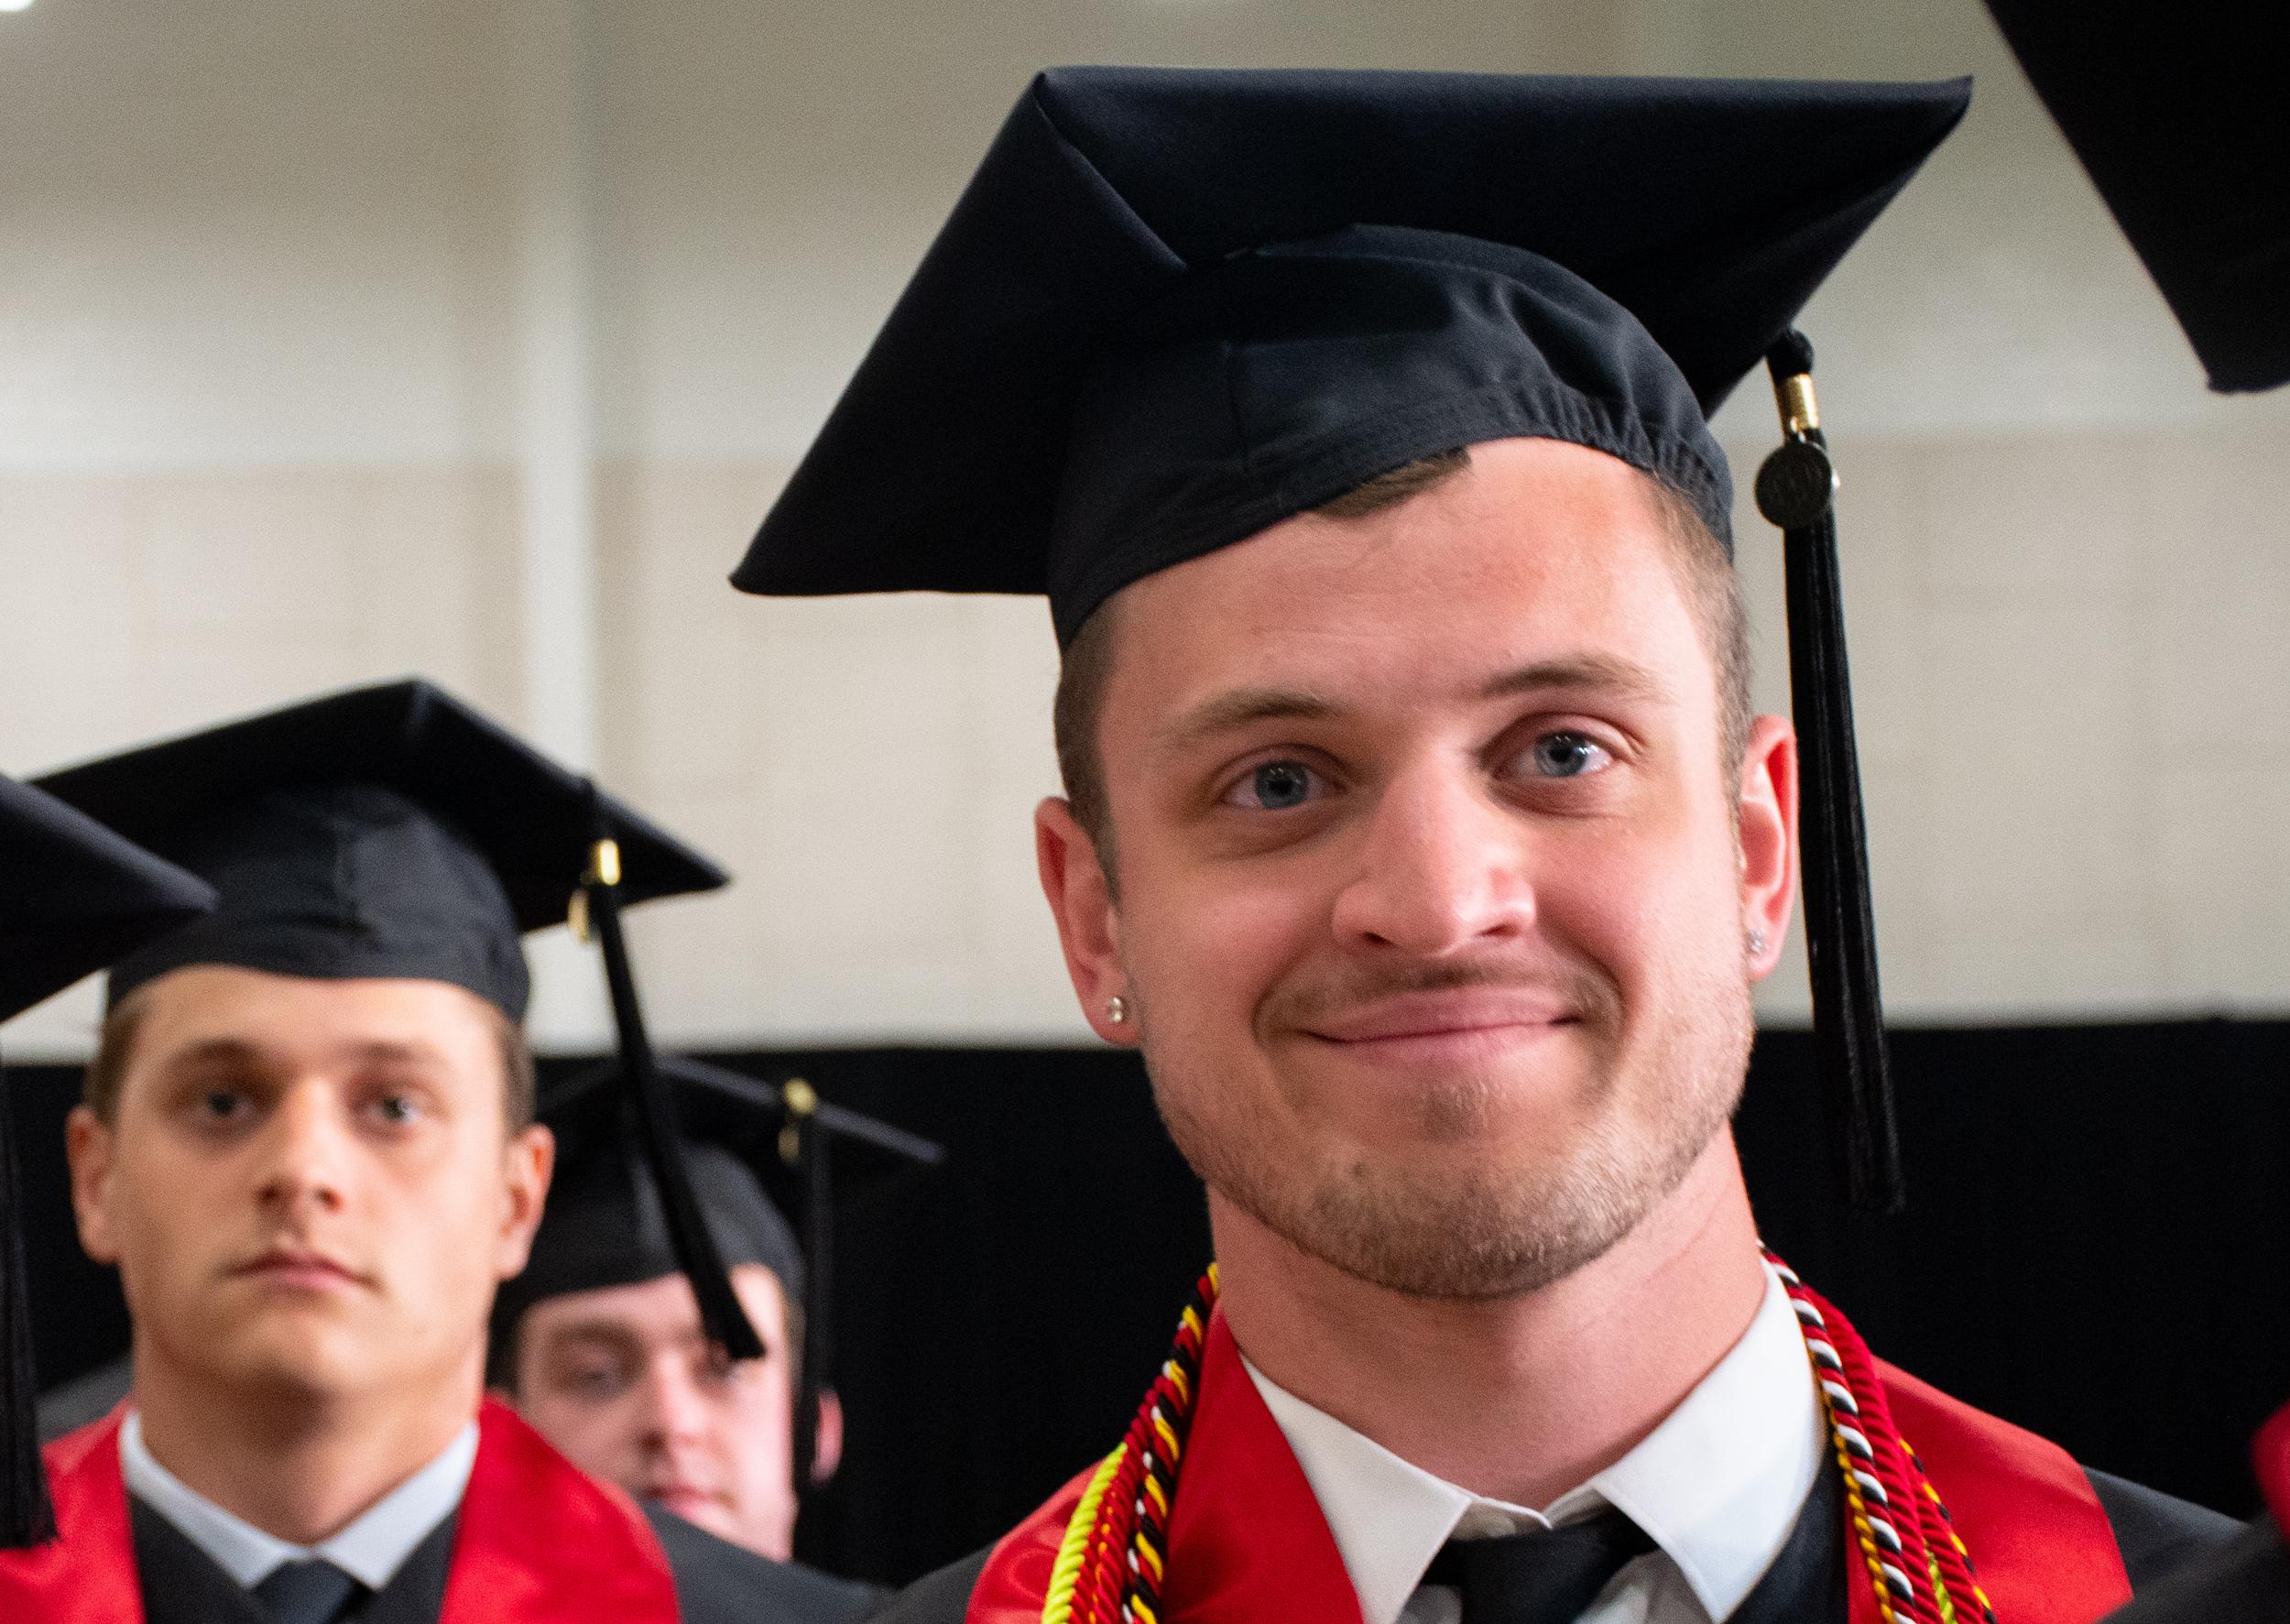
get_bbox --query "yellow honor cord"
[1043,1445,1129,1624]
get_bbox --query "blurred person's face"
[507,1263,834,1562]
[68,966,551,1412]
[1037,437,1798,1300]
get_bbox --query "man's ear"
[64,1105,121,1267]
[1737,714,1800,982]
[1034,798,1135,1046]
[494,1123,555,1281]
[809,1389,845,1487]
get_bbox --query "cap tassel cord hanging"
[0,1071,55,1547]
[780,1080,832,1498]
[1755,331,1903,1214]
[575,795,764,1361]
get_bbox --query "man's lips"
[1300,987,1579,1046]
[648,1481,726,1514]
[225,1248,372,1292]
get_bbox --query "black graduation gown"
[126,1495,877,1624]
[867,1465,2237,1624]
[2099,1516,2290,1624]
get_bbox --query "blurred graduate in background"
[0,681,869,1624]
[490,1050,934,1605]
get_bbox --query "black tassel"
[1754,331,1903,1215]
[784,1096,833,1499]
[578,798,764,1361]
[0,1068,56,1547]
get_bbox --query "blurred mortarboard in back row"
[1,779,216,1548]
[495,1054,943,1493]
[33,679,772,1363]
[1984,0,2289,393]
[736,68,1973,1212]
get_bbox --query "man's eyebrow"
[153,1037,270,1074]
[538,1318,649,1355]
[1157,688,1342,752]
[155,1035,449,1074]
[1479,655,1673,706]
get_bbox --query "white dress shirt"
[1245,1265,1824,1624]
[120,1410,478,1593]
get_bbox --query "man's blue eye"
[1527,732,1611,779]
[1245,762,1315,810]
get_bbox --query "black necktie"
[1422,1509,1655,1624]
[252,1558,365,1624]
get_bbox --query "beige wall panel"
[1,462,525,1052]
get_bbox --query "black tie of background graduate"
[729,66,2238,1621]
[16,679,866,1623]
[494,1052,942,1509]
[0,776,215,1551]
[1975,4,2290,1620]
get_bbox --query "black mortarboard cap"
[733,68,1969,641]
[734,69,1970,1212]
[1984,0,2290,393]
[496,1056,941,1492]
[0,779,217,1026]
[1,778,215,1548]
[32,681,772,1357]
[31,680,725,1019]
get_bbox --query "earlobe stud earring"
[1107,994,1129,1025]
[1747,927,1769,957]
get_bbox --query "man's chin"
[656,1490,738,1542]
[191,1322,387,1400]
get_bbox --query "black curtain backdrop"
[8,1019,2287,1586]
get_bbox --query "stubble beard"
[1146,953,1755,1302]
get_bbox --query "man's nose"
[253,1083,350,1215]
[638,1361,712,1446]
[1329,759,1537,956]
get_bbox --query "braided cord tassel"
[1769,1252,1996,1624]
[1059,1269,1219,1624]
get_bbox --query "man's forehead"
[532,1263,785,1341]
[1113,440,1690,650]
[135,966,491,1065]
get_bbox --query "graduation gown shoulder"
[2099,1401,2290,1621]
[639,1502,880,1624]
[0,1400,683,1623]
[2098,1518,2290,1623]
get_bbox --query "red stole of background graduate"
[0,1399,681,1623]
[969,1311,2131,1624]
[2255,1403,2290,1535]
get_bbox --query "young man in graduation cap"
[490,1052,932,1594]
[731,69,2238,1624]
[1,775,216,1553]
[0,680,865,1624]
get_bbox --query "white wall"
[3,0,2284,1055]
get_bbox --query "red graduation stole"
[2254,1402,2290,1534]
[0,1398,682,1623]
[966,1308,2132,1624]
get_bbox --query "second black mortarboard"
[1,779,215,1548]
[32,680,725,1019]
[732,68,1970,1212]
